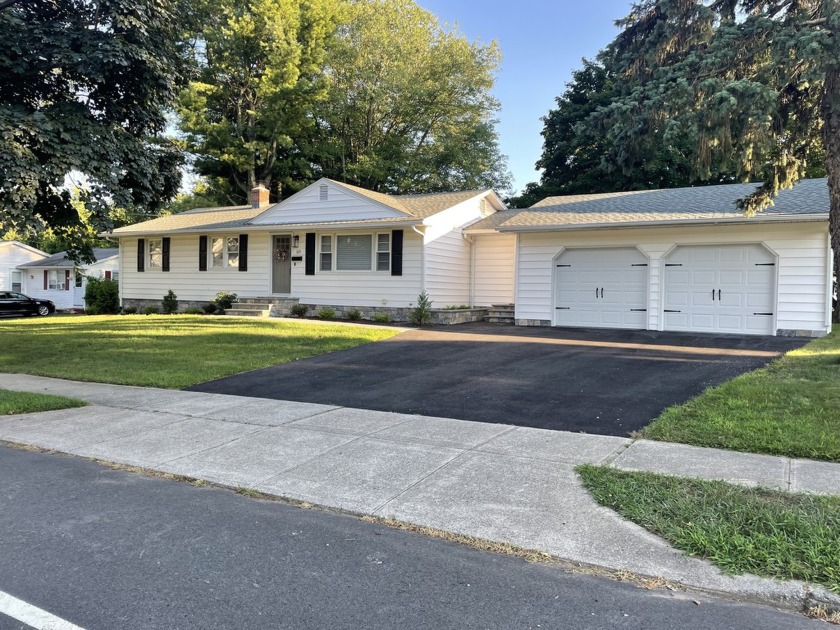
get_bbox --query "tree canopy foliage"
[0,0,191,260]
[179,0,510,202]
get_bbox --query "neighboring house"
[17,248,120,311]
[105,178,510,316]
[0,240,48,294]
[107,176,832,337]
[465,178,832,337]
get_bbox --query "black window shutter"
[198,236,207,271]
[137,238,145,272]
[391,229,403,276]
[238,234,248,271]
[162,237,170,272]
[305,232,316,275]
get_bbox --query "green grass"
[578,465,840,593]
[0,314,400,389]
[0,388,87,415]
[639,327,840,462]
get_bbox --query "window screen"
[336,235,372,270]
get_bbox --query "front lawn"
[0,315,400,388]
[578,465,840,593]
[0,388,87,415]
[639,327,840,462]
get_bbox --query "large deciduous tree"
[177,0,340,203]
[179,0,510,201]
[0,0,189,260]
[586,0,839,321]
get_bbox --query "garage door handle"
[711,289,715,301]
[718,289,721,301]
[595,287,599,299]
[600,288,604,298]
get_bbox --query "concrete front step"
[484,316,515,324]
[224,309,268,317]
[487,310,514,317]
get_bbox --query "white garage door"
[663,244,775,335]
[553,248,648,329]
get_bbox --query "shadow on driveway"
[189,324,807,436]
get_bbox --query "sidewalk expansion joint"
[600,439,636,466]
[370,451,468,515]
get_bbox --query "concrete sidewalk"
[1,373,838,611]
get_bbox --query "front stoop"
[225,297,300,317]
[484,303,515,325]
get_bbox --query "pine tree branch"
[0,0,27,10]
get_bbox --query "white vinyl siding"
[0,242,48,294]
[121,233,271,302]
[250,180,405,225]
[473,234,516,305]
[515,222,830,336]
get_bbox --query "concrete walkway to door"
[1,373,837,613]
[188,323,807,436]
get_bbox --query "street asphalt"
[0,445,824,630]
[188,324,806,435]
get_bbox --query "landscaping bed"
[578,465,840,594]
[639,327,840,462]
[0,315,400,389]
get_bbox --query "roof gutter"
[496,214,829,233]
[102,220,424,239]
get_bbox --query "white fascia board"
[496,214,829,233]
[105,220,423,238]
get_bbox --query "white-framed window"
[10,270,21,292]
[47,269,65,290]
[75,272,83,288]
[376,233,390,272]
[112,271,119,283]
[317,233,391,272]
[148,238,163,269]
[320,235,332,271]
[210,236,239,269]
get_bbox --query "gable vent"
[319,185,328,201]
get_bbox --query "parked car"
[0,292,55,317]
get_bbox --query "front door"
[272,235,292,294]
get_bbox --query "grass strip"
[639,327,840,462]
[577,465,840,594]
[0,388,87,415]
[0,314,400,388]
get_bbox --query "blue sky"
[417,0,635,194]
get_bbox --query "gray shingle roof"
[485,179,829,231]
[111,206,258,236]
[20,248,119,268]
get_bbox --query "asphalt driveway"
[189,324,807,436]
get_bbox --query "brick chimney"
[250,183,270,209]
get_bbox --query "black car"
[0,292,55,317]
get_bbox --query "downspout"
[463,232,475,308]
[412,225,426,294]
[826,230,834,333]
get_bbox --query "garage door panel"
[663,244,775,335]
[553,248,648,329]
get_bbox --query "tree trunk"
[821,1,840,325]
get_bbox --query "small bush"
[121,306,138,315]
[84,277,120,315]
[444,304,471,310]
[290,303,309,317]
[144,305,160,315]
[202,302,219,314]
[373,312,391,324]
[346,309,361,321]
[318,308,336,320]
[409,290,433,326]
[184,307,203,315]
[161,290,179,314]
[214,291,238,310]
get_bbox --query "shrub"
[409,290,433,326]
[214,291,238,310]
[346,308,361,321]
[121,306,138,315]
[184,307,203,315]
[83,276,120,315]
[444,304,471,310]
[144,305,160,315]
[161,290,179,314]
[373,312,391,324]
[290,303,309,317]
[202,302,219,314]
[317,308,336,320]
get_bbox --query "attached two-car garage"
[552,244,777,335]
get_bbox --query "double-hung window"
[47,270,65,290]
[148,239,163,270]
[376,233,390,272]
[10,270,21,292]
[211,236,239,269]
[320,235,332,271]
